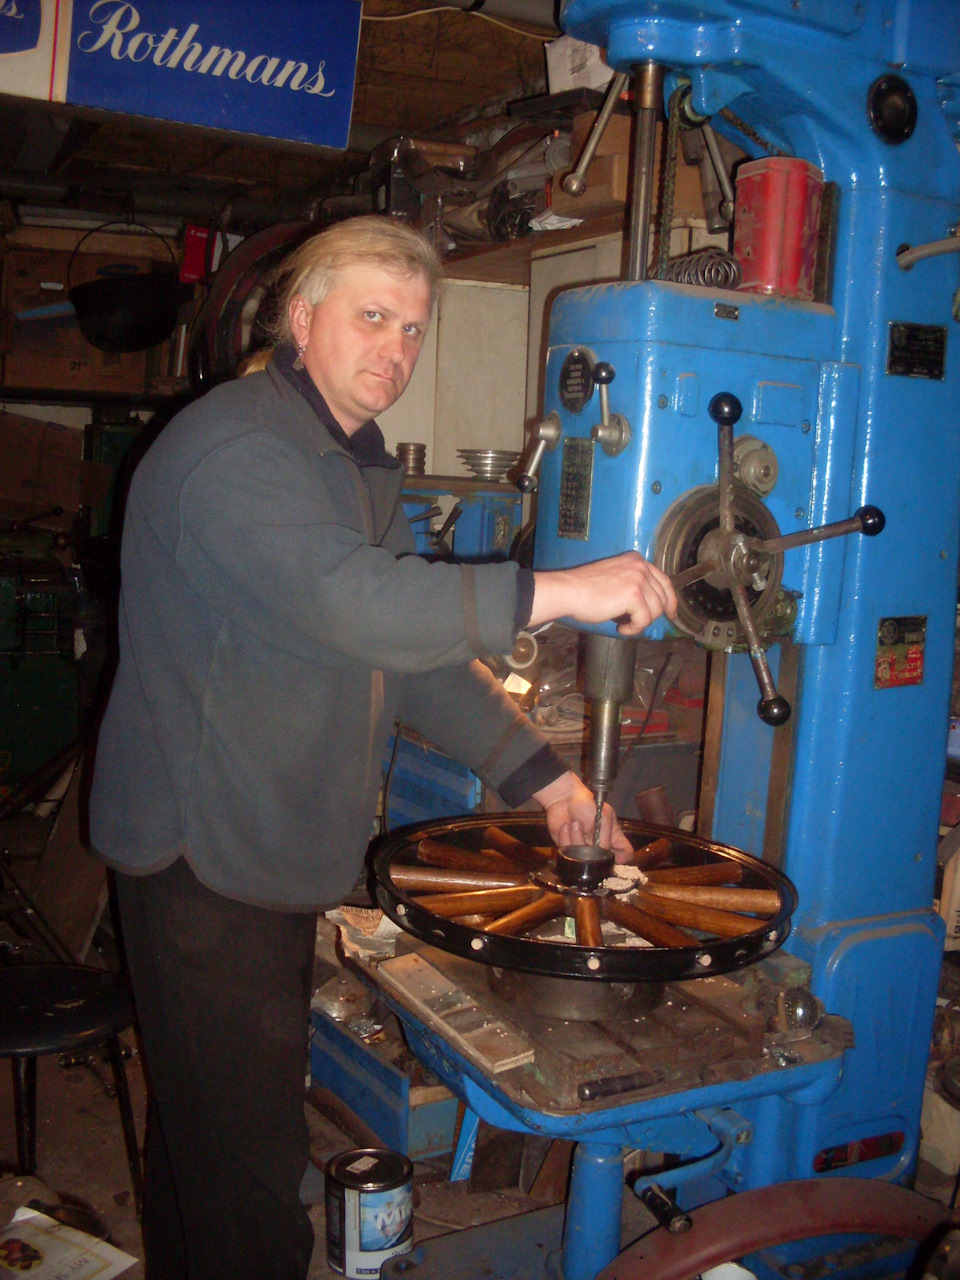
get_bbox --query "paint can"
[733,156,824,301]
[325,1148,414,1278]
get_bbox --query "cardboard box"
[562,119,706,223]
[0,411,112,529]
[545,35,615,94]
[551,152,629,214]
[1,247,148,395]
[572,109,632,159]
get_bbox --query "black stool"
[0,965,143,1213]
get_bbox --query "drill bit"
[593,788,606,847]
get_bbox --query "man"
[90,215,675,1279]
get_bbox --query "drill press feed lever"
[661,390,887,725]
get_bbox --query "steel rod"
[627,62,665,281]
[751,513,866,555]
[670,560,718,591]
[562,71,630,195]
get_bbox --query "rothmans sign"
[0,0,361,149]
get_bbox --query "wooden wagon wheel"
[372,814,796,982]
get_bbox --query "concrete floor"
[0,1039,572,1280]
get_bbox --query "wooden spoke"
[412,884,542,919]
[483,891,566,936]
[574,895,604,948]
[417,838,517,874]
[481,826,553,867]
[645,863,744,887]
[633,837,680,871]
[602,895,699,948]
[391,866,527,894]
[634,889,765,938]
[645,884,779,915]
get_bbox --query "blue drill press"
[370,3,960,1276]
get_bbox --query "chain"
[719,106,790,157]
[657,86,688,280]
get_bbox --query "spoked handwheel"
[599,1178,953,1280]
[372,814,796,982]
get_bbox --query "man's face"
[288,262,432,436]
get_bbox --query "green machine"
[0,528,84,797]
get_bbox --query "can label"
[326,1178,413,1278]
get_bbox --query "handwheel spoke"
[634,889,764,938]
[602,895,699,948]
[645,885,778,915]
[483,891,566,936]
[574,895,604,947]
[411,884,542,919]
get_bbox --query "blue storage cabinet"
[310,1007,459,1159]
[384,732,482,829]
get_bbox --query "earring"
[293,341,305,372]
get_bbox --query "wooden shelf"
[442,209,627,287]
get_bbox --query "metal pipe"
[701,123,736,222]
[627,62,665,281]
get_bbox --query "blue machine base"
[382,1203,566,1280]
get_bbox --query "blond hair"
[236,347,274,377]
[270,216,442,346]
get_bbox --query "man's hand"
[529,551,678,636]
[531,771,634,863]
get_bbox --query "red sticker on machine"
[874,616,926,689]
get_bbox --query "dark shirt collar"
[274,342,399,468]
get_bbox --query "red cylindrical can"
[733,157,824,301]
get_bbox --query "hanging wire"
[363,6,553,39]
[380,721,404,836]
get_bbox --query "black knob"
[856,505,885,536]
[593,362,615,386]
[758,695,791,727]
[516,473,538,494]
[708,392,743,427]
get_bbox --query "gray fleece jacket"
[89,357,560,909]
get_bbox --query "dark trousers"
[115,858,318,1280]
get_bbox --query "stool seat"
[0,964,142,1214]
[0,966,134,1058]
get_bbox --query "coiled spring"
[663,248,742,289]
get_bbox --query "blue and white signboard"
[0,0,361,149]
